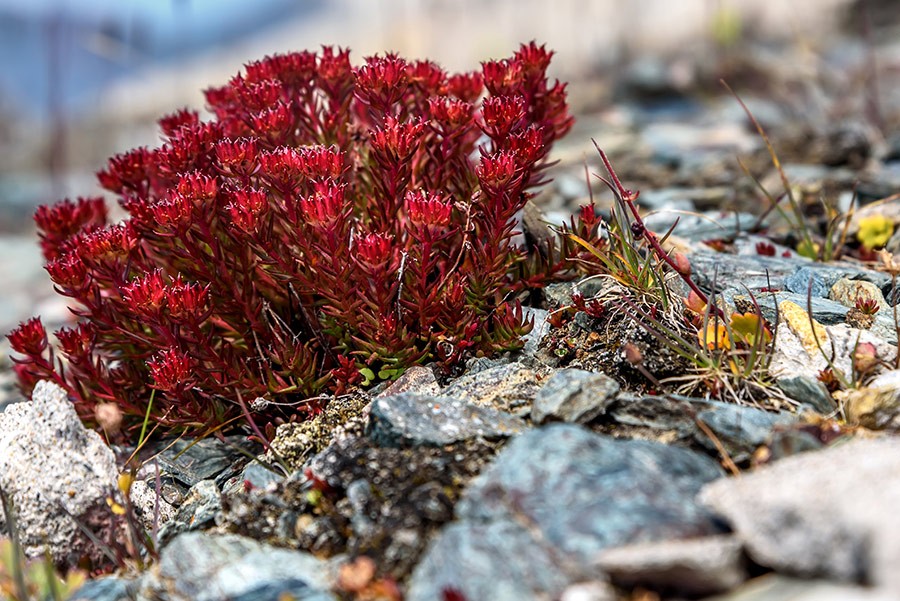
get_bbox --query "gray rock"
[700,437,900,591]
[367,393,526,447]
[705,575,896,601]
[643,211,756,242]
[137,531,335,601]
[594,535,746,597]
[776,376,837,414]
[150,435,257,489]
[531,368,620,424]
[69,576,133,601]
[0,380,120,566]
[129,478,177,532]
[376,365,440,397]
[693,403,796,462]
[240,461,285,490]
[157,480,221,545]
[407,425,724,601]
[604,395,796,464]
[784,267,831,298]
[441,362,546,416]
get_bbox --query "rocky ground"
[3,11,900,601]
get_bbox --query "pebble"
[531,368,620,424]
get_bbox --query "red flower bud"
[166,278,210,321]
[158,108,200,138]
[122,269,168,317]
[225,188,268,233]
[446,71,483,103]
[354,53,410,109]
[7,317,48,357]
[369,117,425,164]
[481,95,525,139]
[476,151,518,193]
[55,322,95,361]
[34,197,108,261]
[147,347,195,393]
[405,190,452,228]
[356,232,393,267]
[216,137,258,176]
[299,181,346,227]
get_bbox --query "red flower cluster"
[9,43,597,439]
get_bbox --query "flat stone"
[407,424,724,601]
[68,576,132,601]
[441,362,546,416]
[367,392,527,447]
[594,535,746,597]
[700,437,900,591]
[137,531,335,601]
[0,380,120,566]
[531,368,620,424]
[603,395,796,464]
[776,376,837,415]
[704,574,896,601]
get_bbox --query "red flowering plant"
[8,43,596,438]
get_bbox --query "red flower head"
[369,117,425,165]
[476,151,518,194]
[151,192,194,230]
[232,76,284,112]
[428,97,475,135]
[166,277,210,321]
[97,147,154,194]
[316,46,353,90]
[34,197,108,261]
[407,60,446,95]
[215,137,259,177]
[481,59,523,96]
[259,147,304,191]
[158,108,200,138]
[75,223,139,267]
[446,71,483,103]
[356,232,394,267]
[513,42,554,80]
[299,180,346,227]
[147,347,195,393]
[225,188,268,233]
[481,95,526,139]
[177,171,217,204]
[509,125,545,166]
[247,51,317,88]
[55,322,96,361]
[45,252,89,292]
[122,269,168,317]
[7,317,48,357]
[354,53,410,109]
[405,190,452,228]
[250,101,294,144]
[298,145,345,180]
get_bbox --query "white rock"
[0,380,120,565]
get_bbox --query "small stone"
[367,393,526,448]
[780,300,829,356]
[594,535,746,597]
[138,531,336,601]
[129,479,177,532]
[377,366,440,397]
[531,368,620,424]
[559,581,618,601]
[839,370,900,431]
[157,480,221,545]
[828,278,888,312]
[784,267,830,298]
[776,376,837,415]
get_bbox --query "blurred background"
[1,0,899,333]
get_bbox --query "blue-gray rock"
[69,576,132,601]
[137,531,335,601]
[157,480,221,545]
[367,393,527,448]
[784,267,831,298]
[777,376,837,415]
[693,403,796,462]
[240,460,286,490]
[606,395,797,464]
[407,425,725,601]
[147,435,260,489]
[643,211,756,242]
[531,368,620,424]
